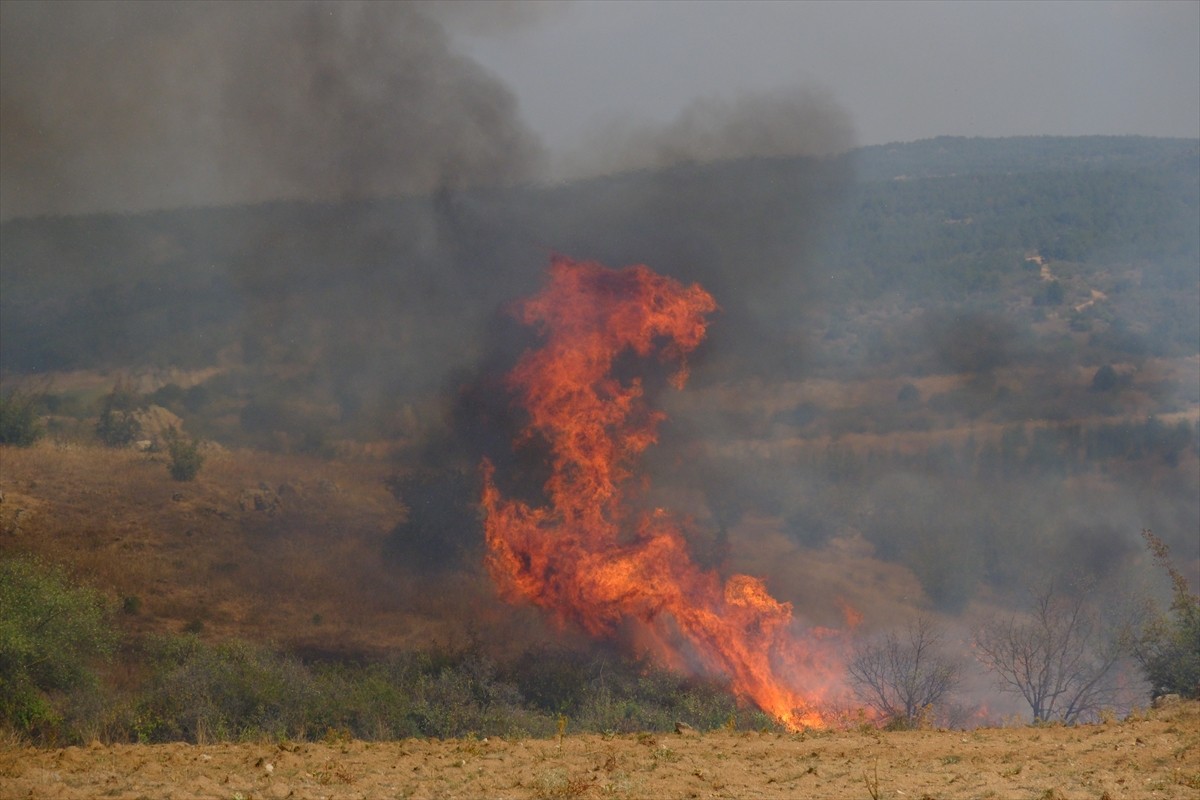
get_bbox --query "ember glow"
[481,256,849,729]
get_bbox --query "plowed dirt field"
[3,702,1197,800]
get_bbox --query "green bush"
[505,647,770,734]
[95,381,142,447]
[165,428,205,481]
[0,556,117,741]
[1136,530,1200,700]
[0,593,781,745]
[306,661,423,741]
[132,635,316,743]
[0,388,44,446]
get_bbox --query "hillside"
[2,136,1196,383]
[1,136,1198,744]
[0,441,544,658]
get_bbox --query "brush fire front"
[481,256,852,730]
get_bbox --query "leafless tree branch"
[974,581,1133,723]
[849,615,962,727]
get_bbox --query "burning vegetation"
[481,257,847,728]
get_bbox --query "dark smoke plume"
[0,0,543,219]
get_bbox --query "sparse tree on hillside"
[1134,530,1200,700]
[165,427,205,481]
[0,387,44,446]
[848,615,962,728]
[95,380,142,447]
[974,581,1132,723]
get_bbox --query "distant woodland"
[3,136,1198,612]
[2,136,1195,378]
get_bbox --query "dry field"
[0,440,545,656]
[3,702,1198,800]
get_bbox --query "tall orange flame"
[481,256,846,729]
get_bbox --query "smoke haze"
[0,1,542,219]
[553,87,855,181]
[1,1,1196,726]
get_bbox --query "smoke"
[416,0,570,37]
[553,86,855,181]
[0,0,543,219]
[3,1,1192,726]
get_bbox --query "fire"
[481,256,847,729]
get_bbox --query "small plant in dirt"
[165,427,205,481]
[0,387,44,446]
[1134,530,1200,700]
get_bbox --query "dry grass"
[1,701,1196,799]
[0,440,514,654]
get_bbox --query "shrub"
[506,647,760,734]
[0,556,116,741]
[95,381,142,446]
[1135,530,1200,700]
[307,661,423,741]
[165,427,205,481]
[132,635,316,743]
[0,387,44,446]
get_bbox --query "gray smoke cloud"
[0,0,543,220]
[553,87,855,181]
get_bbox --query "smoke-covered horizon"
[0,0,861,221]
[0,1,545,220]
[1,1,1196,725]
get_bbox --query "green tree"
[0,557,116,740]
[165,427,205,481]
[0,387,44,446]
[1135,530,1200,700]
[95,380,142,447]
[132,636,314,743]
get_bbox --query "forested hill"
[852,135,1199,181]
[827,136,1199,304]
[1,135,1196,391]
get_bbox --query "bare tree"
[849,615,962,727]
[974,582,1132,723]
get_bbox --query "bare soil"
[3,703,1198,800]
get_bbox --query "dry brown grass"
[0,440,513,654]
[2,701,1197,799]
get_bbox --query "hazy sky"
[1,0,1197,218]
[452,0,1200,154]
